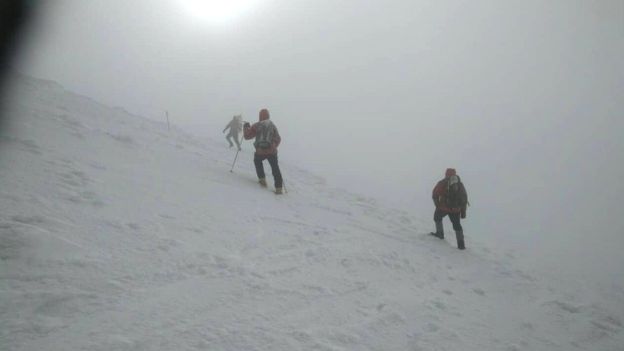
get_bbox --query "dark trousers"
[434,209,462,232]
[254,153,283,188]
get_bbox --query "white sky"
[11,0,624,284]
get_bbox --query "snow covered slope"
[1,75,623,350]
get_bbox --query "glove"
[460,208,466,219]
[243,122,250,129]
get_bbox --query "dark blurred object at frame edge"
[0,0,38,126]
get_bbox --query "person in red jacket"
[431,168,468,249]
[243,108,283,194]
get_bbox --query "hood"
[259,109,270,121]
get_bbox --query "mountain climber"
[430,168,469,249]
[243,108,283,194]
[223,115,242,150]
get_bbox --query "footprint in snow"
[398,215,412,224]
[473,288,486,296]
[545,300,581,314]
[88,162,107,171]
[591,316,623,335]
[67,190,105,207]
[0,136,42,155]
[11,214,47,225]
[430,300,447,311]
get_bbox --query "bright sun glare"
[180,0,258,23]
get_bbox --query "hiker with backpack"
[223,115,243,150]
[430,168,469,250]
[243,108,283,194]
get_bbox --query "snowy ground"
[1,75,623,350]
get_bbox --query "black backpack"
[254,120,275,149]
[446,175,463,208]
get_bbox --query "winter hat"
[445,168,456,177]
[259,109,270,121]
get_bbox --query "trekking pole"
[281,168,288,193]
[229,148,240,172]
[229,133,246,172]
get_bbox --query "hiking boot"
[275,187,283,195]
[455,230,465,250]
[430,221,444,239]
[258,178,267,187]
[430,232,444,239]
[458,239,465,250]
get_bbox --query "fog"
[11,0,624,284]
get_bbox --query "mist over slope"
[1,75,623,350]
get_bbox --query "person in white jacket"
[223,115,242,150]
